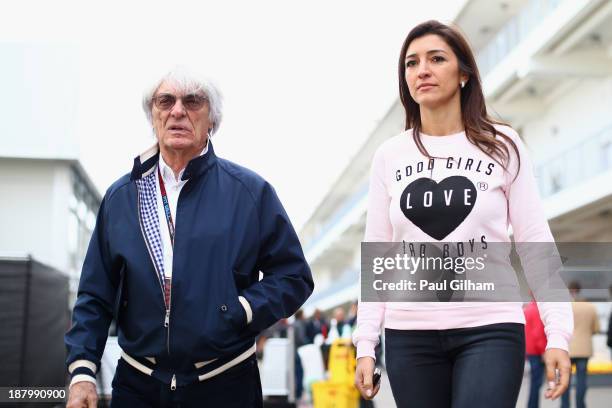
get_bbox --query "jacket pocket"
[219,271,247,332]
[232,268,252,290]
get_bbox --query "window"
[68,167,101,277]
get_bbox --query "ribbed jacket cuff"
[68,359,97,388]
[356,340,377,360]
[68,359,97,375]
[69,374,97,388]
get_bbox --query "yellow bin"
[328,339,356,384]
[312,381,359,408]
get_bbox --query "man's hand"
[66,381,98,408]
[543,348,571,400]
[355,357,380,400]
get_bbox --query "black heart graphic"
[399,176,477,240]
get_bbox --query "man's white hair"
[142,67,223,135]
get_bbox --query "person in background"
[269,318,290,339]
[328,307,348,342]
[294,310,309,346]
[293,310,308,401]
[524,300,547,408]
[348,301,359,327]
[607,285,612,357]
[306,309,328,343]
[334,307,346,328]
[561,281,600,408]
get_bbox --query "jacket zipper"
[136,184,172,354]
[163,184,189,355]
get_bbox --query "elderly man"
[65,69,314,407]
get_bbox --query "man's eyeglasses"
[152,93,208,111]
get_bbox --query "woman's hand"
[543,348,571,400]
[355,356,380,400]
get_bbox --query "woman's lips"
[418,84,436,91]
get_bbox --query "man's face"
[152,81,213,153]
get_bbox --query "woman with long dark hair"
[353,20,572,408]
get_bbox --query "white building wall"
[51,164,72,272]
[0,159,68,272]
[1,158,100,305]
[522,76,612,161]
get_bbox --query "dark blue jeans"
[110,355,263,408]
[385,323,525,408]
[527,354,545,408]
[560,357,588,408]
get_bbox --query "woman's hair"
[398,20,520,173]
[142,66,223,135]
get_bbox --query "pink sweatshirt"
[353,125,573,359]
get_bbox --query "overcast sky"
[1,0,464,229]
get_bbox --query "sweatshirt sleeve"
[502,127,573,351]
[353,147,390,359]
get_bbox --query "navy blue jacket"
[65,143,313,383]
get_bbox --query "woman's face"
[404,34,467,110]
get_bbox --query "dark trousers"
[110,356,263,408]
[385,323,525,408]
[560,357,588,408]
[295,352,303,400]
[527,354,545,408]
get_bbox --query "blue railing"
[537,124,612,197]
[477,0,565,77]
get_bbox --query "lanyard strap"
[157,166,175,248]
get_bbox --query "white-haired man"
[65,69,314,407]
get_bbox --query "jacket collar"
[130,142,218,181]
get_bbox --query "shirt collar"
[159,142,209,184]
[131,141,217,181]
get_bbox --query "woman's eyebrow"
[405,49,448,60]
